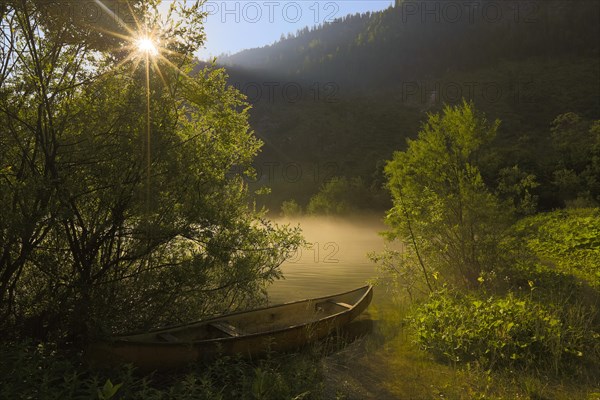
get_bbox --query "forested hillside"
[217,0,600,211]
[221,1,598,87]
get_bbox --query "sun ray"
[158,56,196,83]
[151,57,169,90]
[93,0,136,37]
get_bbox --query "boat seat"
[329,300,353,310]
[156,332,180,342]
[315,300,353,311]
[210,321,245,337]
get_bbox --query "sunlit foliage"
[382,101,508,289]
[0,0,301,343]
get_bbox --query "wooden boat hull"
[87,285,373,370]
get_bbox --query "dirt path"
[321,316,405,399]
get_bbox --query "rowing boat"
[87,285,373,370]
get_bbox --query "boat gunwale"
[105,285,373,346]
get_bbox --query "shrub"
[409,290,600,375]
[306,177,372,215]
[280,199,303,218]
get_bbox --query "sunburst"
[89,0,194,216]
[90,0,189,81]
[135,36,159,57]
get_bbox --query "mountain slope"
[216,1,600,211]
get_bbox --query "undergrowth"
[0,341,324,400]
[409,289,600,376]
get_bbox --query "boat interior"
[121,286,370,343]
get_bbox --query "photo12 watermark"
[401,79,536,106]
[25,1,547,28]
[399,1,541,24]
[228,161,341,184]
[232,81,340,103]
[202,1,341,24]
[286,241,340,264]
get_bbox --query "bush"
[306,177,372,215]
[409,290,600,374]
[280,199,303,218]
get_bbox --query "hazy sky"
[197,1,394,59]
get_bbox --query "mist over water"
[267,214,392,303]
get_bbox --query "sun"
[135,36,159,57]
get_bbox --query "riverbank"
[322,302,600,400]
[3,301,597,400]
[3,211,598,399]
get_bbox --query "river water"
[267,215,392,304]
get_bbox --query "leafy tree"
[496,165,539,216]
[280,200,303,218]
[549,113,600,206]
[551,113,590,170]
[0,1,301,343]
[383,101,508,289]
[306,176,371,215]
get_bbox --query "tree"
[549,113,600,206]
[306,176,371,215]
[496,165,539,216]
[280,200,303,218]
[0,1,301,343]
[382,101,508,289]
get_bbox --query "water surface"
[267,215,392,303]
